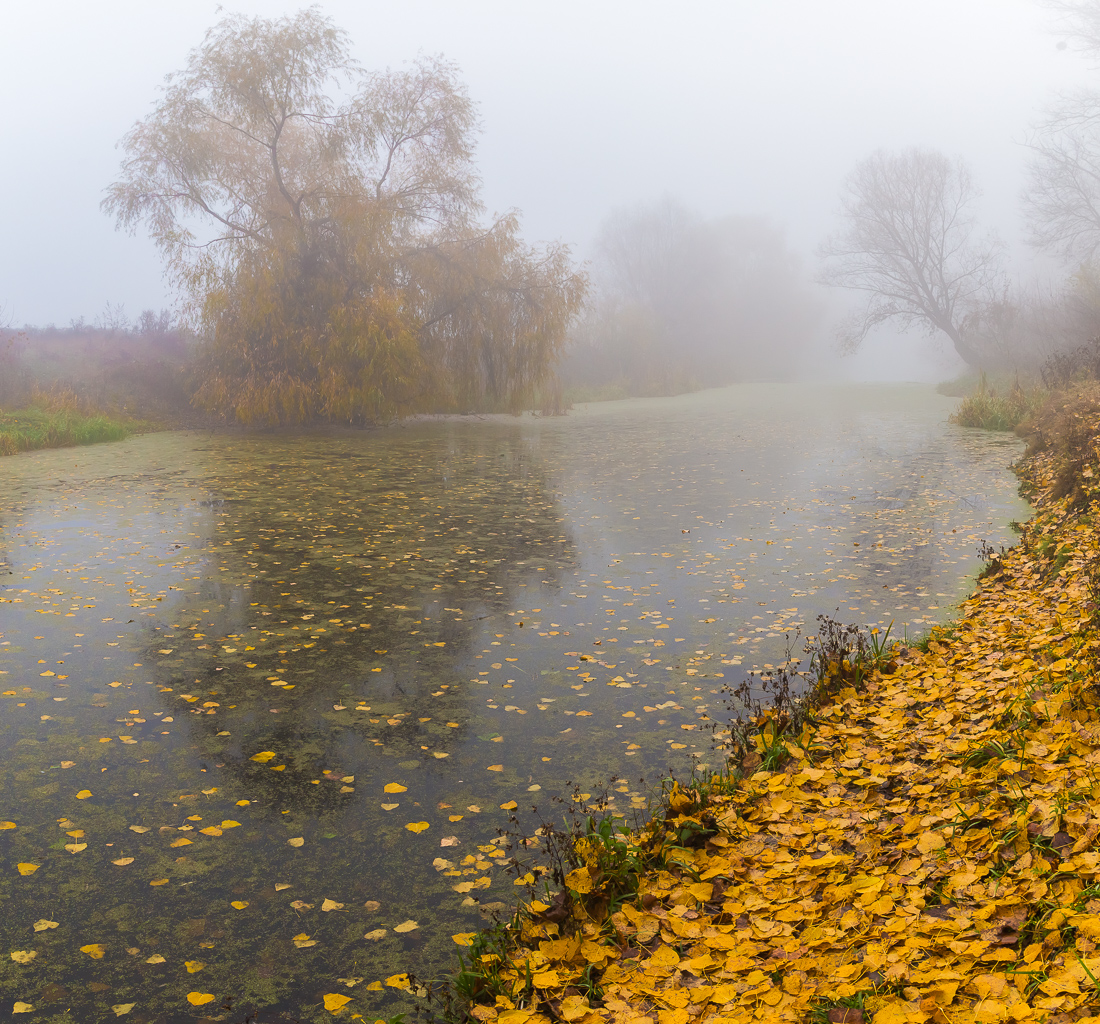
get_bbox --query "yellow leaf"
[565,866,594,895]
[449,814,464,822]
[0,822,15,830]
[112,857,134,866]
[236,800,250,807]
[365,981,383,991]
[111,1003,135,1016]
[11,950,37,964]
[405,822,430,833]
[385,973,411,990]
[64,843,87,854]
[383,783,407,793]
[186,993,216,1006]
[250,751,277,762]
[323,993,353,1013]
[500,800,518,810]
[185,961,204,973]
[145,954,166,963]
[129,825,149,834]
[487,764,503,772]
[452,932,477,945]
[33,920,58,931]
[288,837,304,847]
[230,901,249,910]
[918,831,945,854]
[393,920,419,933]
[149,878,169,886]
[220,820,241,829]
[170,838,192,848]
[76,790,92,800]
[321,899,345,912]
[363,928,388,941]
[13,1003,34,1014]
[81,943,106,959]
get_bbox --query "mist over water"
[0,383,1027,1020]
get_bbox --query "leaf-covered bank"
[428,389,1100,1024]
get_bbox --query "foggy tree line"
[15,4,1100,425]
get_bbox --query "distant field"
[0,406,144,455]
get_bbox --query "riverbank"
[0,406,149,455]
[432,386,1100,1024]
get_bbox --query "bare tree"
[1025,3,1100,262]
[819,148,1003,367]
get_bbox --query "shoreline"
[423,393,1100,1024]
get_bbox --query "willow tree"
[103,10,585,424]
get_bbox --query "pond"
[0,382,1029,1023]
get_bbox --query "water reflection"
[0,384,1029,1022]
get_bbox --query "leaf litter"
[435,401,1100,1023]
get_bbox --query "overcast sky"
[2,0,1094,373]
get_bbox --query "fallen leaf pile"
[444,412,1100,1023]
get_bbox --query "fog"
[1,0,1094,380]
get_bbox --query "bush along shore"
[412,387,1100,1024]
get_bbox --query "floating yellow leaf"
[383,783,407,793]
[0,822,15,830]
[16,864,38,876]
[149,878,168,886]
[129,826,149,834]
[64,843,87,854]
[111,1003,135,1016]
[405,821,429,833]
[235,800,250,807]
[186,992,215,1006]
[220,820,241,829]
[10,950,36,964]
[366,981,383,991]
[145,954,166,964]
[230,901,249,910]
[275,883,291,891]
[323,993,353,1013]
[451,933,476,946]
[199,826,223,836]
[500,800,518,811]
[449,814,464,822]
[13,1003,33,1014]
[250,751,277,762]
[76,790,92,799]
[380,802,399,810]
[287,837,304,847]
[385,973,411,990]
[32,920,57,932]
[170,838,192,848]
[487,764,503,772]
[321,899,345,912]
[393,920,418,933]
[363,928,388,941]
[112,857,134,866]
[80,943,106,959]
[185,960,204,973]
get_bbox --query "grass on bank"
[948,373,1045,432]
[0,405,146,455]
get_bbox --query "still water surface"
[0,384,1028,1021]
